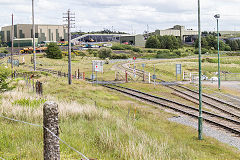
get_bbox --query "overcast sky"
[1,0,240,34]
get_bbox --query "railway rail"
[21,62,240,135]
[103,84,240,135]
[121,63,240,121]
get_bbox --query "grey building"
[120,34,146,47]
[150,25,198,42]
[0,24,67,44]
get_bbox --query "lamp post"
[198,0,203,140]
[214,14,220,90]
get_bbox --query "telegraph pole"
[198,0,203,140]
[32,0,36,71]
[63,9,75,85]
[11,14,14,75]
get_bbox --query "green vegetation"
[145,35,182,50]
[0,66,13,92]
[225,39,240,51]
[194,35,231,51]
[110,53,129,59]
[1,75,240,159]
[98,48,112,59]
[12,98,47,108]
[137,56,240,81]
[111,44,133,50]
[46,42,63,59]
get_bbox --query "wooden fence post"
[83,72,85,80]
[125,71,128,83]
[43,101,60,160]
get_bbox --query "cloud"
[0,0,240,33]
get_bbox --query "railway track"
[121,63,240,121]
[103,84,240,135]
[23,62,240,135]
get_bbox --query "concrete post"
[43,101,60,160]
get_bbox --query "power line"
[0,114,89,160]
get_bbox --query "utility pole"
[63,9,75,85]
[11,14,14,75]
[214,14,221,90]
[198,0,203,140]
[32,0,36,71]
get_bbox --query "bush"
[157,50,170,55]
[122,45,133,50]
[0,66,13,92]
[147,49,154,53]
[111,53,129,59]
[112,44,133,50]
[132,47,142,52]
[46,42,62,59]
[87,49,97,54]
[155,49,184,59]
[3,49,8,54]
[76,51,86,56]
[111,44,124,50]
[173,50,181,56]
[205,58,217,63]
[145,36,160,48]
[194,48,208,54]
[224,45,231,51]
[98,48,112,59]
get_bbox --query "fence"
[23,65,85,80]
[221,73,240,81]
[0,102,90,160]
[12,71,43,95]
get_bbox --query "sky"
[0,0,240,34]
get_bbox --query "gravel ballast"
[168,116,240,150]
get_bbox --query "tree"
[230,40,239,51]
[46,42,62,59]
[145,36,160,48]
[98,48,112,59]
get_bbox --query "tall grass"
[1,75,240,159]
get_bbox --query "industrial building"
[150,25,198,42]
[119,34,146,47]
[0,24,67,46]
[72,34,123,44]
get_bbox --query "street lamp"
[198,0,203,140]
[214,14,220,90]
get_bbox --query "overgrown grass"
[1,76,240,159]
[12,98,47,108]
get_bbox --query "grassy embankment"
[132,56,240,97]
[1,76,240,159]
[0,53,117,81]
[0,55,240,159]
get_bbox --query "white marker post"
[148,73,151,84]
[95,65,100,85]
[133,57,136,78]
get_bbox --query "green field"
[133,56,240,81]
[0,53,240,159]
